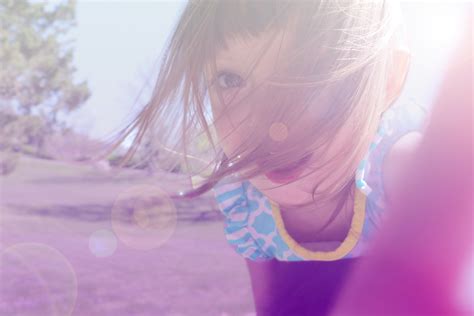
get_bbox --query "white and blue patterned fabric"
[212,103,428,261]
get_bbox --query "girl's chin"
[249,177,311,207]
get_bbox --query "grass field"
[0,156,256,315]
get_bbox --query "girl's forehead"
[213,30,293,79]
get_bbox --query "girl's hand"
[332,7,472,315]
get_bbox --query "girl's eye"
[216,71,244,90]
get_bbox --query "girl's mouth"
[264,153,313,184]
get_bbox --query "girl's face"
[206,32,368,208]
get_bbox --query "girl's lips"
[264,153,313,184]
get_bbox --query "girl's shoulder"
[212,176,277,261]
[355,102,429,236]
[382,130,423,206]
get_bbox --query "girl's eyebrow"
[217,43,252,64]
[215,60,245,75]
[216,57,235,65]
[217,55,238,64]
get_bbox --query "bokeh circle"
[0,242,78,316]
[269,122,289,142]
[88,229,118,258]
[111,184,177,251]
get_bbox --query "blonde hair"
[109,0,406,209]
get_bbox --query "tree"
[0,0,90,158]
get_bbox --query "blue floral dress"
[212,103,429,261]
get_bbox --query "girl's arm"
[331,8,472,314]
[382,130,424,206]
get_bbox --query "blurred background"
[0,1,471,315]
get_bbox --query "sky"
[66,1,186,141]
[66,1,468,143]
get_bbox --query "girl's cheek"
[210,91,259,155]
[221,92,235,106]
[211,108,241,156]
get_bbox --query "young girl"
[112,0,429,313]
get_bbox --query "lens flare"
[88,229,118,258]
[269,122,289,142]
[0,243,78,316]
[111,184,177,251]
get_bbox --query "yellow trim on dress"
[269,187,367,261]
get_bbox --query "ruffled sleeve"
[355,103,430,235]
[212,175,273,261]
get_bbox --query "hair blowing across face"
[107,0,406,208]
